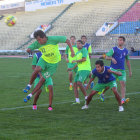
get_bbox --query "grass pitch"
[0,58,140,140]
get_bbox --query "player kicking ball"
[82,60,124,112]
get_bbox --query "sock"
[70,83,72,86]
[28,84,32,88]
[76,98,80,103]
[28,93,32,97]
[85,96,88,100]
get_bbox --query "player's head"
[81,35,87,44]
[95,60,104,73]
[118,36,125,47]
[70,36,76,44]
[77,40,83,49]
[34,30,47,45]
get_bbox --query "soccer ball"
[5,15,16,26]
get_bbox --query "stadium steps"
[46,0,135,48]
[0,4,69,50]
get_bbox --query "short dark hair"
[77,40,83,44]
[34,30,46,39]
[81,35,87,39]
[95,60,104,67]
[118,36,126,42]
[70,36,76,39]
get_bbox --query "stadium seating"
[47,0,135,48]
[0,0,137,51]
[110,21,140,34]
[94,0,140,50]
[0,5,68,50]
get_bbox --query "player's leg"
[111,87,124,112]
[48,85,53,111]
[69,71,73,90]
[99,86,110,102]
[108,80,124,112]
[44,77,54,111]
[120,81,126,104]
[82,90,98,109]
[33,89,42,110]
[73,82,80,104]
[77,81,88,99]
[23,57,46,93]
[82,82,105,109]
[118,70,128,104]
[26,76,45,100]
[77,71,90,101]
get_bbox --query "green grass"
[0,58,140,140]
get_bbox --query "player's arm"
[88,45,92,58]
[67,64,77,71]
[66,39,75,57]
[72,49,87,63]
[101,49,117,64]
[65,46,69,63]
[55,36,75,57]
[27,41,40,53]
[108,69,122,76]
[126,55,132,77]
[72,57,86,63]
[86,74,96,90]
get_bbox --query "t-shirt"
[75,47,91,71]
[106,46,129,70]
[92,66,115,83]
[32,52,42,66]
[65,44,78,63]
[28,36,67,64]
[32,52,42,77]
[83,43,92,54]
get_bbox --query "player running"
[68,40,91,104]
[65,36,78,90]
[101,36,132,104]
[23,30,75,110]
[82,60,124,112]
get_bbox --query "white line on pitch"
[0,92,140,111]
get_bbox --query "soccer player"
[68,40,91,104]
[103,36,132,104]
[81,35,92,58]
[24,51,51,110]
[23,30,75,110]
[65,36,78,90]
[82,60,124,112]
[81,35,94,88]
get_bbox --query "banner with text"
[0,0,25,10]
[25,0,83,11]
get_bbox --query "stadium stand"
[93,0,140,51]
[0,0,139,52]
[0,4,68,50]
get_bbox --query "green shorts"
[92,80,117,92]
[67,62,78,73]
[111,68,126,82]
[34,77,53,89]
[37,57,58,80]
[74,70,90,83]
